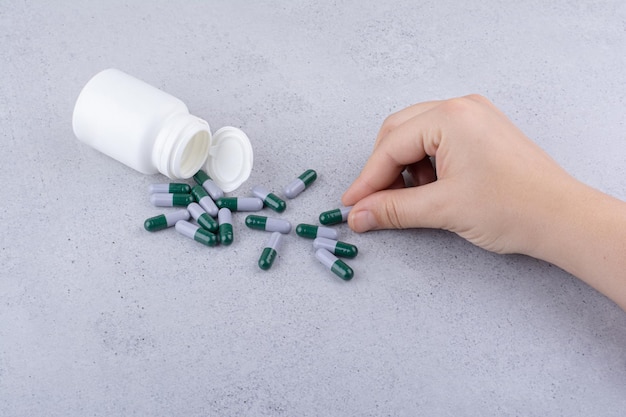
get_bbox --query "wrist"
[528,178,626,309]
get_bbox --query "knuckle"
[439,96,472,115]
[464,93,489,104]
[438,95,488,121]
[379,113,402,137]
[381,197,405,229]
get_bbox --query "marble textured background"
[1,1,625,415]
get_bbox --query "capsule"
[187,202,218,232]
[148,183,191,194]
[251,185,286,213]
[315,248,354,281]
[193,169,224,200]
[216,197,263,212]
[191,185,218,217]
[218,208,234,246]
[175,220,218,246]
[144,209,190,232]
[150,193,193,207]
[319,206,353,225]
[258,232,283,270]
[283,169,317,199]
[295,223,338,240]
[245,215,291,234]
[313,237,358,258]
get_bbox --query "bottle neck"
[152,113,211,179]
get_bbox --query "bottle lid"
[205,126,253,192]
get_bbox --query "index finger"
[373,99,444,149]
[342,107,443,206]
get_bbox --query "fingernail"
[352,210,378,232]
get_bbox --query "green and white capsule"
[313,237,358,258]
[216,197,263,212]
[148,183,191,194]
[319,206,353,225]
[187,202,218,232]
[144,209,190,232]
[193,169,224,200]
[150,193,193,207]
[295,223,338,240]
[258,232,283,270]
[245,215,291,234]
[283,169,317,199]
[218,208,234,246]
[315,248,354,281]
[175,220,218,247]
[191,185,218,217]
[252,185,286,213]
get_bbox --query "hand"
[342,94,626,310]
[342,94,577,256]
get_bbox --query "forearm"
[342,95,626,310]
[529,179,626,310]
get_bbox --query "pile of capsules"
[144,169,357,281]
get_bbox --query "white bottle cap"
[205,126,253,192]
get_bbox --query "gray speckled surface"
[2,1,626,416]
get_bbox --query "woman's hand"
[342,95,626,309]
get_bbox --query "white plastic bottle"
[72,68,253,191]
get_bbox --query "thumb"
[347,181,452,232]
